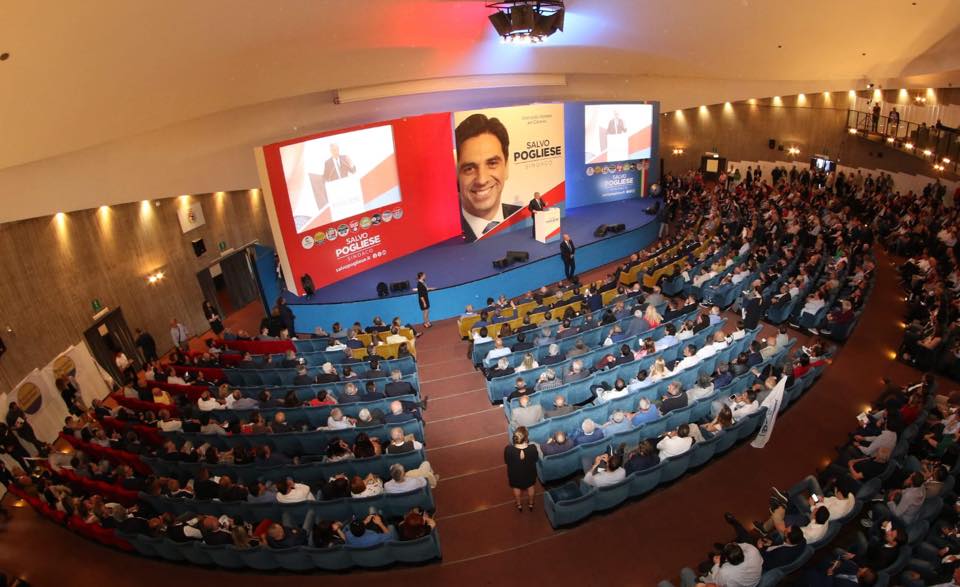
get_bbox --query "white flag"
[751,375,788,449]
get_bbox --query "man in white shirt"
[384,464,428,494]
[675,345,701,371]
[325,408,355,430]
[583,453,627,488]
[729,390,760,419]
[485,338,512,362]
[696,542,763,587]
[197,391,225,412]
[656,424,694,459]
[854,426,897,457]
[801,293,825,316]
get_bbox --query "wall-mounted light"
[672,147,685,156]
[923,149,933,157]
[933,163,945,172]
[146,270,166,285]
[904,142,914,150]
[944,158,952,164]
[848,128,858,134]
[886,137,895,143]
[787,146,800,156]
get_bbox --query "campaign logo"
[360,216,372,229]
[301,235,315,250]
[314,231,326,245]
[382,210,393,222]
[349,220,360,232]
[337,224,349,237]
[326,227,338,241]
[586,167,595,177]
[371,214,382,225]
[392,208,403,220]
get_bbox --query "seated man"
[656,424,693,459]
[541,343,565,366]
[485,337,512,363]
[574,418,605,445]
[510,395,544,428]
[383,463,427,494]
[344,514,392,548]
[488,357,515,380]
[544,395,575,419]
[583,453,626,488]
[603,410,632,435]
[384,427,423,454]
[565,359,590,383]
[630,397,662,426]
[660,382,688,414]
[384,369,416,397]
[541,430,574,456]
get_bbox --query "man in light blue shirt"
[630,398,662,426]
[344,514,393,548]
[655,324,679,351]
[603,410,632,435]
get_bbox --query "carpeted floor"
[0,249,935,586]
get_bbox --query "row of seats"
[142,448,426,486]
[139,485,434,526]
[153,373,420,402]
[544,364,826,527]
[224,355,417,383]
[485,316,726,403]
[160,418,425,453]
[118,529,441,571]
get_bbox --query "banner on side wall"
[44,342,113,407]
[0,368,68,444]
[452,103,566,242]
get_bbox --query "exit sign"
[91,299,103,312]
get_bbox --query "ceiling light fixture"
[0,52,9,62]
[488,1,564,44]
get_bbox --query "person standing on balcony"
[871,102,881,132]
[889,107,900,137]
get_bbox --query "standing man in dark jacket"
[560,234,576,281]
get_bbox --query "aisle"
[0,252,938,587]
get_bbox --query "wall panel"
[0,191,273,390]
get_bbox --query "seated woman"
[311,519,346,548]
[352,433,381,459]
[283,390,302,408]
[689,404,734,443]
[515,353,539,373]
[397,508,436,541]
[633,338,656,360]
[349,473,384,499]
[624,439,660,474]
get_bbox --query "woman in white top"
[515,353,539,373]
[350,473,384,499]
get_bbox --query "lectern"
[534,207,561,243]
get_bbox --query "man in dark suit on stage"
[455,113,521,242]
[323,144,356,181]
[560,233,576,281]
[607,111,626,135]
[528,192,547,238]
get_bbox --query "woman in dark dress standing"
[202,300,224,336]
[504,426,539,511]
[417,272,431,329]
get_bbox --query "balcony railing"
[846,109,959,175]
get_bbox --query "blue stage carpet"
[285,198,658,305]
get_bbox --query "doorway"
[83,307,138,385]
[196,245,266,335]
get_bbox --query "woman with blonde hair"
[649,357,671,381]
[503,426,540,512]
[643,304,663,329]
[515,352,539,373]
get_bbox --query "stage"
[255,198,661,331]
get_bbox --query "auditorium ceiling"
[1,0,959,170]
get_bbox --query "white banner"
[44,342,112,407]
[0,368,68,444]
[750,375,788,449]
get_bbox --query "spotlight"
[488,1,564,43]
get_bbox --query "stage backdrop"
[452,103,566,242]
[565,102,660,209]
[257,114,463,295]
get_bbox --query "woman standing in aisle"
[504,426,540,512]
[417,272,431,329]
